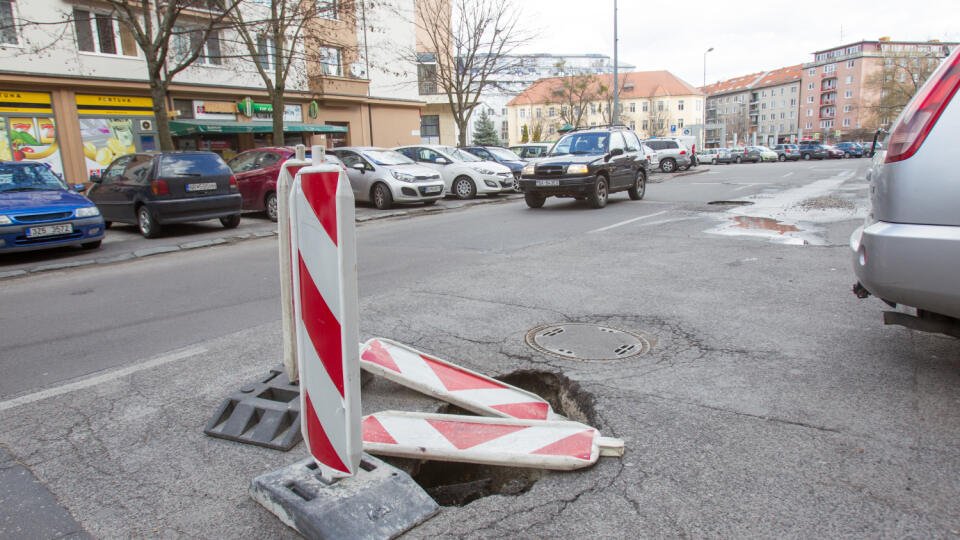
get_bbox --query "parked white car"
[329,147,445,209]
[640,143,660,169]
[394,145,514,199]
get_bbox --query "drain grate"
[524,323,650,361]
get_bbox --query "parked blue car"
[0,162,104,253]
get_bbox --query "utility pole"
[612,0,619,125]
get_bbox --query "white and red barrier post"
[288,145,361,479]
[277,145,310,383]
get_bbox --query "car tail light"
[679,150,686,155]
[151,179,169,196]
[885,48,960,163]
[229,175,238,191]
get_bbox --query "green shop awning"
[169,120,348,136]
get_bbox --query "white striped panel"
[299,318,351,467]
[453,388,541,408]
[471,424,594,456]
[383,342,445,390]
[294,189,342,324]
[376,413,455,449]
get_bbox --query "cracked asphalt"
[2,159,959,537]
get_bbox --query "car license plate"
[26,223,73,238]
[536,179,559,187]
[424,186,442,194]
[186,182,217,192]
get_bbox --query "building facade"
[703,65,801,148]
[798,37,957,142]
[506,71,704,146]
[0,0,425,183]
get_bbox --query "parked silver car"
[330,147,445,209]
[643,138,693,173]
[851,47,960,337]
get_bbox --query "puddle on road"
[733,216,800,235]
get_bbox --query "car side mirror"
[73,183,86,192]
[607,148,624,159]
[89,173,102,183]
[434,157,450,165]
[351,162,366,173]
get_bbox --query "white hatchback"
[394,145,514,199]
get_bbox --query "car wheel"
[778,155,786,162]
[524,192,546,208]
[220,214,241,229]
[372,183,393,210]
[423,199,438,206]
[803,153,811,160]
[660,159,676,173]
[81,240,102,250]
[628,170,646,200]
[588,175,608,209]
[735,156,742,164]
[103,221,112,229]
[265,192,278,222]
[711,158,717,165]
[452,176,476,200]
[512,178,521,192]
[137,206,160,238]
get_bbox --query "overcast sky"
[514,0,960,88]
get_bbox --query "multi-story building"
[799,37,957,142]
[506,71,704,146]
[0,0,425,182]
[702,65,801,148]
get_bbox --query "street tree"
[863,49,948,129]
[471,108,500,145]
[547,72,605,130]
[414,0,531,146]
[646,101,673,138]
[530,121,543,143]
[520,124,529,143]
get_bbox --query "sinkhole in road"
[403,370,597,507]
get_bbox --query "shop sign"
[76,94,154,116]
[308,100,319,119]
[248,103,304,122]
[193,100,236,120]
[284,104,302,123]
[0,90,53,114]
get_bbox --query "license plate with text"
[27,223,73,238]
[424,186,442,193]
[536,179,559,187]
[186,182,217,192]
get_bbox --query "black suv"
[518,126,647,209]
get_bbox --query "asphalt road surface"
[2,158,958,537]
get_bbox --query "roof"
[700,64,802,97]
[507,70,702,107]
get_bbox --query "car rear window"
[160,154,231,177]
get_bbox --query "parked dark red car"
[227,147,345,222]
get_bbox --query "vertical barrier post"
[277,145,308,382]
[288,144,362,479]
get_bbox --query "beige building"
[0,0,425,183]
[702,65,802,148]
[506,71,704,146]
[799,37,957,142]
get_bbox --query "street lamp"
[703,47,714,88]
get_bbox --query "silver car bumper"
[852,221,960,319]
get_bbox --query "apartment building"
[798,37,957,142]
[0,0,425,182]
[702,65,801,148]
[506,71,704,146]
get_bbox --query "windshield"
[440,147,481,162]
[0,164,68,192]
[364,149,414,166]
[550,132,609,156]
[487,147,522,161]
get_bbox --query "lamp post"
[612,0,619,125]
[703,47,714,88]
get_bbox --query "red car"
[226,147,345,221]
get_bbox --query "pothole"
[733,216,799,234]
[525,323,651,361]
[400,370,597,507]
[707,200,755,206]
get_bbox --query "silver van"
[851,47,960,337]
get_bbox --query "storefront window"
[0,91,63,175]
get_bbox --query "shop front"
[76,94,157,178]
[0,90,64,174]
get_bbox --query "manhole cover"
[524,323,650,361]
[707,200,755,206]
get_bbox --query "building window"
[420,115,439,138]
[320,46,341,76]
[807,109,813,117]
[824,63,836,73]
[519,108,526,119]
[629,102,636,113]
[256,36,274,70]
[417,58,437,95]
[642,120,648,130]
[535,108,541,118]
[501,107,506,116]
[642,101,648,112]
[843,118,851,127]
[548,107,555,117]
[843,104,852,112]
[807,82,814,90]
[805,122,812,129]
[629,120,635,129]
[807,96,814,103]
[820,119,834,128]
[844,90,853,98]
[678,100,684,111]
[808,68,816,76]
[317,0,338,19]
[790,111,795,119]
[75,9,138,56]
[172,26,221,65]
[791,86,797,93]
[0,0,18,45]
[657,101,664,112]
[845,75,853,84]
[500,121,508,141]
[847,59,855,68]
[780,112,785,119]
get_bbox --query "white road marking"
[782,172,794,178]
[589,211,667,233]
[0,346,207,412]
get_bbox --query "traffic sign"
[362,411,624,470]
[289,148,361,479]
[360,338,562,421]
[670,124,677,133]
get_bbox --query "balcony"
[309,75,370,98]
[819,110,835,119]
[820,97,836,106]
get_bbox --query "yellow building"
[507,71,705,146]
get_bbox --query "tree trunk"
[149,80,175,151]
[272,85,285,147]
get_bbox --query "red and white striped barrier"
[289,146,361,479]
[362,411,624,470]
[277,145,310,383]
[360,338,562,421]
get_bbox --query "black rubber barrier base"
[204,366,302,451]
[250,454,439,539]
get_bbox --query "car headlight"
[0,215,10,225]
[522,163,535,175]
[391,171,415,182]
[566,164,589,175]
[476,168,495,175]
[75,206,101,218]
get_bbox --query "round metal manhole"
[524,323,651,362]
